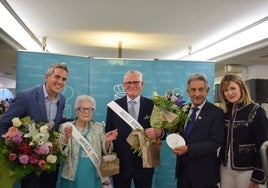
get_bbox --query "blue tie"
[129,100,137,120]
[184,107,199,137]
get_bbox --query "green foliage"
[150,90,190,134]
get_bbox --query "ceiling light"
[169,16,268,61]
[0,1,42,51]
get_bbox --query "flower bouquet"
[0,116,64,188]
[150,90,190,134]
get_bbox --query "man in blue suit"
[173,73,224,188]
[0,62,69,188]
[105,70,164,188]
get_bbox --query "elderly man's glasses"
[123,81,141,86]
[77,107,95,112]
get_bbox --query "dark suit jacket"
[0,84,66,136]
[105,95,154,179]
[175,101,224,187]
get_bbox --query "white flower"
[23,123,47,146]
[182,104,190,112]
[12,117,22,127]
[38,134,51,146]
[24,123,38,137]
[46,154,57,164]
[40,125,48,133]
[152,91,158,96]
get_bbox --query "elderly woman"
[57,95,118,188]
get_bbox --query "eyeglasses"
[123,81,141,86]
[77,107,95,112]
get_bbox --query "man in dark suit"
[173,73,224,188]
[105,70,164,188]
[0,62,69,188]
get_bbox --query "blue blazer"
[176,101,225,187]
[0,85,66,136]
[105,95,154,179]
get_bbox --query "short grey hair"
[46,62,68,75]
[187,73,209,89]
[74,95,96,110]
[123,70,143,82]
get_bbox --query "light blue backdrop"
[16,51,215,188]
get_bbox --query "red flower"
[18,142,32,155]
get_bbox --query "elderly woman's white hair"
[74,95,96,110]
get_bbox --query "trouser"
[21,169,59,188]
[220,163,266,188]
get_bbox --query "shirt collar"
[127,95,140,103]
[43,84,60,101]
[191,99,206,110]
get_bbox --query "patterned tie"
[128,100,137,120]
[184,107,199,137]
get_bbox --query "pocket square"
[144,115,150,120]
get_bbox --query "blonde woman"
[219,74,268,188]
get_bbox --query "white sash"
[107,101,144,130]
[62,122,113,188]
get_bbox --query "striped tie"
[129,100,137,120]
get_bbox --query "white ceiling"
[1,0,268,85]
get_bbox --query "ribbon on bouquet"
[62,122,113,188]
[107,101,144,130]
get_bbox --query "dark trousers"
[112,172,153,188]
[177,170,218,188]
[177,177,218,188]
[21,168,59,188]
[177,159,218,188]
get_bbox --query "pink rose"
[29,154,39,164]
[11,130,23,144]
[34,145,50,155]
[37,160,46,168]
[9,153,17,161]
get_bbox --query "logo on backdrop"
[172,83,187,97]
[113,84,125,100]
[62,85,74,117]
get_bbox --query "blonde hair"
[219,73,252,112]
